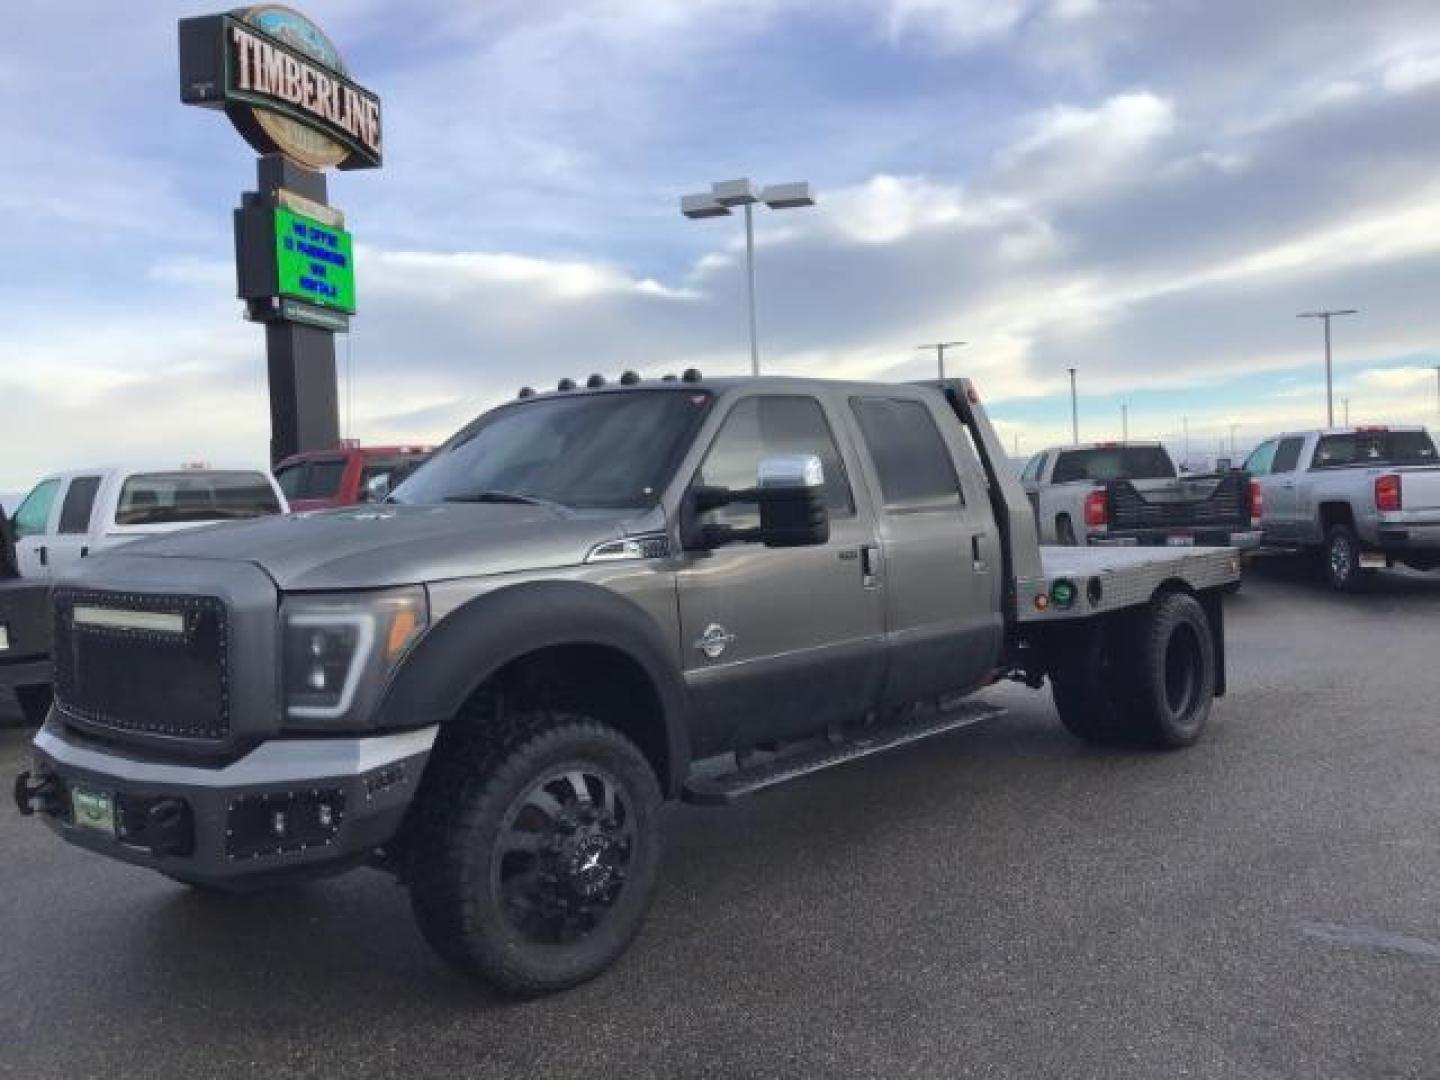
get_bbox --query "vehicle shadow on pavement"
[1243,553,1440,600]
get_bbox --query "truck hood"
[96,503,636,591]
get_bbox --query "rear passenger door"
[45,474,104,574]
[849,394,1004,706]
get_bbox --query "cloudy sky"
[3,0,1440,489]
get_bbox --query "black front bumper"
[17,718,435,888]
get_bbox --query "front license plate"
[71,788,116,835]
[1166,535,1195,547]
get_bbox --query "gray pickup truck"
[15,374,1237,995]
[1021,441,1260,551]
[1246,426,1440,590]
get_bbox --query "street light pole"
[1433,364,1440,426]
[1068,368,1078,445]
[1121,403,1129,441]
[1298,309,1358,427]
[1228,423,1239,458]
[681,178,816,376]
[917,340,966,380]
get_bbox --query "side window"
[851,397,963,509]
[695,396,854,528]
[58,476,102,535]
[12,479,60,539]
[1271,437,1304,474]
[1244,440,1277,476]
[1021,453,1043,482]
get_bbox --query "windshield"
[1051,446,1176,483]
[394,390,712,510]
[1312,430,1438,468]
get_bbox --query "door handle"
[80,546,89,558]
[38,546,47,567]
[971,533,990,573]
[859,544,880,588]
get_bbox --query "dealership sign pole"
[178,6,382,463]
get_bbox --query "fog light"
[307,666,327,691]
[270,810,288,838]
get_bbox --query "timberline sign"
[179,6,382,171]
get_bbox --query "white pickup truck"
[10,466,288,580]
[1245,426,1440,590]
[1021,441,1260,551]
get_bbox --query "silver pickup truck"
[16,373,1238,996]
[1245,426,1440,590]
[1021,441,1260,551]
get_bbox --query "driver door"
[674,392,885,758]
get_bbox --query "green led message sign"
[274,206,355,313]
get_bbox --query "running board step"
[681,700,1005,806]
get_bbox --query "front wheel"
[407,712,663,997]
[14,684,52,727]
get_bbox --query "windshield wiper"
[443,489,564,510]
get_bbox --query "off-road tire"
[1050,620,1136,744]
[14,684,52,727]
[1322,524,1364,592]
[406,710,662,997]
[1125,592,1215,749]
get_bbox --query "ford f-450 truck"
[15,374,1238,995]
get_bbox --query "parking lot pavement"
[3,563,1438,1080]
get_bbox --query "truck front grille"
[54,590,230,741]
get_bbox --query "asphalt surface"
[2,558,1438,1079]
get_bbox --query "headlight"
[281,587,428,724]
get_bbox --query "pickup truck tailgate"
[1397,468,1440,513]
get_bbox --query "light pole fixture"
[1298,308,1358,427]
[681,178,815,376]
[918,340,966,380]
[1067,368,1079,445]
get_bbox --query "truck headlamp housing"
[281,587,427,726]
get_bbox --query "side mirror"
[755,454,829,548]
[363,474,391,503]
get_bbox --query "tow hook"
[13,771,59,817]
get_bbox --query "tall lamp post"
[1298,308,1358,427]
[1067,367,1079,445]
[681,178,815,376]
[918,340,966,380]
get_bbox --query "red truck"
[273,443,432,511]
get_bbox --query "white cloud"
[1382,52,1440,94]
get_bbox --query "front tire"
[1322,524,1363,592]
[407,712,663,997]
[14,684,52,727]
